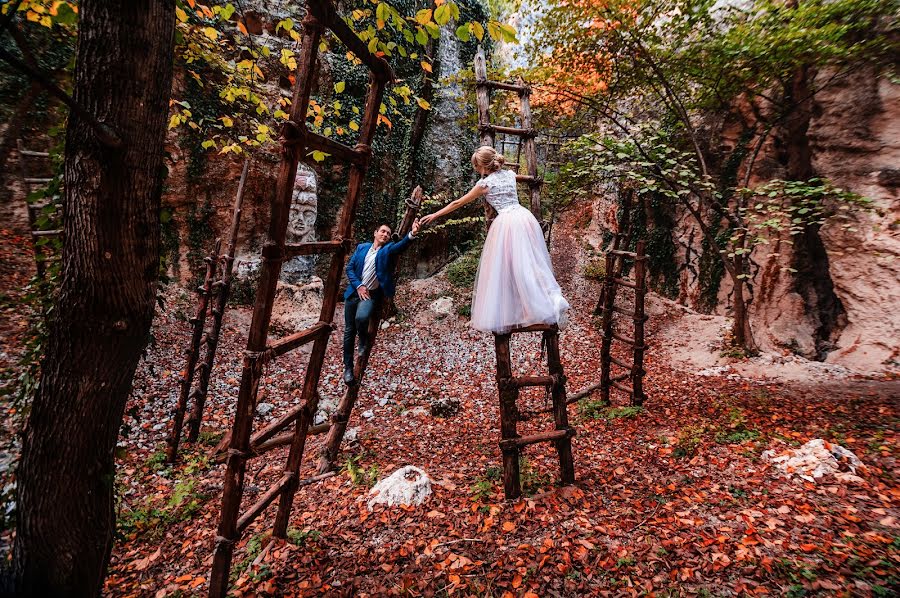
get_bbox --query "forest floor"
[0,197,897,597]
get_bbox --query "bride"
[419,146,569,333]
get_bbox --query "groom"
[342,218,421,385]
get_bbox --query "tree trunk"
[13,2,175,596]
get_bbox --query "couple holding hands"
[342,146,569,385]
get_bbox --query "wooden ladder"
[16,140,60,278]
[208,2,394,595]
[597,239,648,407]
[494,324,576,500]
[473,46,544,228]
[165,159,249,463]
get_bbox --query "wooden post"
[544,328,575,484]
[494,333,521,499]
[208,17,323,597]
[598,250,616,406]
[166,238,220,463]
[632,241,647,407]
[186,158,249,442]
[517,78,541,220]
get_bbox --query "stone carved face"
[287,170,318,243]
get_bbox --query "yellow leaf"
[349,121,359,131]
[175,7,188,22]
[420,61,432,73]
[203,27,218,41]
[220,116,233,127]
[311,150,327,162]
[416,97,431,110]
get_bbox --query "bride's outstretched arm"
[419,185,486,227]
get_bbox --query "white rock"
[763,438,865,483]
[344,427,359,443]
[367,466,433,509]
[361,410,374,419]
[256,402,274,416]
[429,296,454,316]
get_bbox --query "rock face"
[602,67,899,373]
[367,466,433,509]
[270,276,323,333]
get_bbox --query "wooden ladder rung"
[236,473,293,534]
[608,330,636,346]
[30,229,62,238]
[267,322,332,357]
[515,174,543,186]
[508,375,555,388]
[251,423,330,454]
[608,249,648,260]
[612,380,634,394]
[306,131,369,166]
[283,240,345,258]
[499,427,575,450]
[506,323,556,334]
[475,79,528,93]
[612,277,639,289]
[480,123,537,138]
[610,355,634,370]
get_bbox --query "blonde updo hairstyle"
[471,146,505,174]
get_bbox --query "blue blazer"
[344,233,414,300]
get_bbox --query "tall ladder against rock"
[208,2,393,595]
[494,325,576,500]
[597,238,648,407]
[473,46,543,226]
[165,159,249,463]
[223,186,421,469]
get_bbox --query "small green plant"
[343,454,379,487]
[470,465,502,502]
[714,407,760,444]
[456,303,471,317]
[117,478,208,540]
[579,401,643,421]
[584,258,606,281]
[287,527,321,547]
[198,430,224,447]
[446,250,480,289]
[145,450,167,471]
[673,425,707,459]
[520,457,552,496]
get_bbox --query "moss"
[446,249,480,288]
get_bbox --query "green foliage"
[470,465,502,502]
[445,248,481,289]
[117,477,208,541]
[287,527,321,547]
[343,454,379,487]
[583,258,606,281]
[580,401,643,421]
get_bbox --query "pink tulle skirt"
[470,205,569,333]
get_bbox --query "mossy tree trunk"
[12,1,175,595]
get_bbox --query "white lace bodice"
[477,169,521,213]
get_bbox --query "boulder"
[430,396,460,418]
[367,466,433,509]
[429,296,454,316]
[762,438,865,483]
